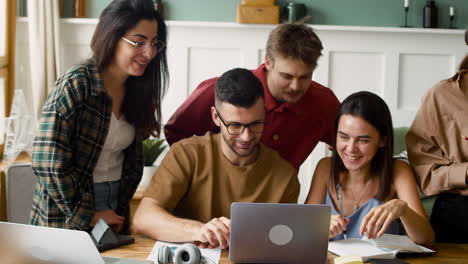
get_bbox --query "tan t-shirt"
[144,132,299,223]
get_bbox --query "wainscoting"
[15,18,466,202]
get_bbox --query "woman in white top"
[31,0,168,234]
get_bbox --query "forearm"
[132,198,203,242]
[407,127,468,195]
[400,202,435,247]
[420,163,468,195]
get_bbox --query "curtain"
[27,0,62,119]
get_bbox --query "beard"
[221,132,259,158]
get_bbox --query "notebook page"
[367,234,421,252]
[365,234,434,253]
[328,239,397,260]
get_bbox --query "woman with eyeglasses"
[305,92,434,247]
[30,0,168,234]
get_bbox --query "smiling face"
[211,98,265,165]
[336,114,385,173]
[265,55,314,103]
[112,19,159,78]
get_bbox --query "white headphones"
[157,243,216,264]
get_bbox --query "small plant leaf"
[142,138,167,166]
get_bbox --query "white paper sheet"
[365,234,432,253]
[328,238,397,260]
[147,241,221,264]
[328,234,435,261]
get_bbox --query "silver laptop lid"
[229,203,331,264]
[0,221,104,264]
[0,222,153,264]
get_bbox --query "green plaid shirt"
[30,62,143,232]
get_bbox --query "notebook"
[229,202,331,263]
[0,221,151,264]
[328,234,435,261]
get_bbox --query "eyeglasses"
[215,108,265,135]
[121,37,166,53]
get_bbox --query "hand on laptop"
[91,210,125,233]
[329,214,350,238]
[193,217,231,249]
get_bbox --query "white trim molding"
[15,18,467,202]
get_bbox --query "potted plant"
[140,138,167,188]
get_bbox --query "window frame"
[0,0,17,156]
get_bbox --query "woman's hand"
[90,210,125,233]
[329,214,350,238]
[360,199,408,239]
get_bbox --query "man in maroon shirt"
[164,23,340,170]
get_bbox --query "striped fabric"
[30,62,143,232]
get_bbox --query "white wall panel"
[163,46,189,124]
[398,54,454,111]
[329,51,384,101]
[15,19,466,200]
[258,49,266,66]
[61,45,92,71]
[188,47,241,93]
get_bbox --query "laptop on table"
[0,221,151,264]
[229,203,331,264]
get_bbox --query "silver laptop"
[0,221,151,264]
[229,203,331,264]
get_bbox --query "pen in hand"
[336,184,347,239]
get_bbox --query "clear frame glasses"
[121,37,166,53]
[215,108,265,135]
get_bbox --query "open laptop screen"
[229,203,331,264]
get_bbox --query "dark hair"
[215,68,264,108]
[459,55,468,71]
[90,0,168,138]
[465,30,468,45]
[266,23,323,69]
[331,91,394,201]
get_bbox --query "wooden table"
[102,236,468,263]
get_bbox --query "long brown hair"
[459,55,468,71]
[331,92,394,201]
[90,0,168,139]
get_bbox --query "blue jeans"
[94,181,120,212]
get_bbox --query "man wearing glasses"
[164,23,340,170]
[133,68,299,249]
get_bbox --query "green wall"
[21,0,468,29]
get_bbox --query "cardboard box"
[236,5,279,24]
[241,0,275,6]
